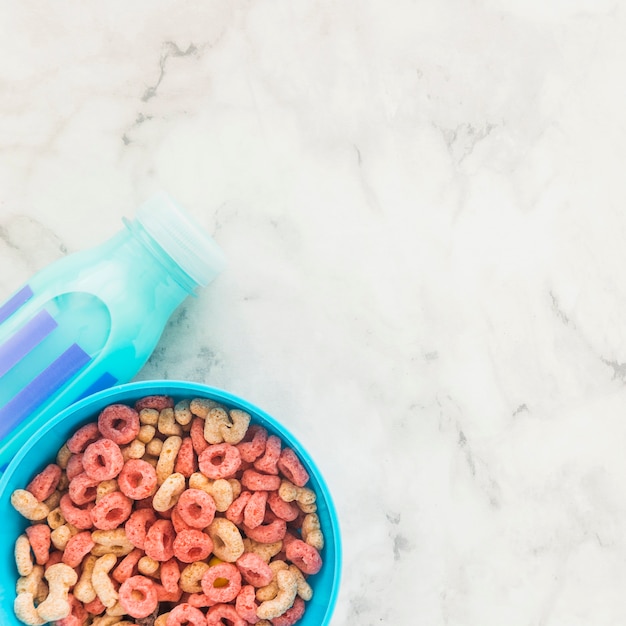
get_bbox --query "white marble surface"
[2,1,626,623]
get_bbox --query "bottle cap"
[135,193,226,287]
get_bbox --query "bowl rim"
[0,379,342,625]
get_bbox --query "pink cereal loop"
[235,585,260,623]
[174,437,197,477]
[225,490,252,526]
[134,395,174,412]
[90,491,132,530]
[201,563,242,603]
[267,491,299,522]
[98,404,140,445]
[166,603,206,626]
[206,603,247,626]
[160,558,181,594]
[175,488,216,529]
[242,511,286,544]
[59,494,94,530]
[236,425,268,463]
[144,519,176,562]
[171,507,193,533]
[65,454,85,481]
[198,443,242,480]
[277,448,310,488]
[253,435,281,475]
[190,417,209,455]
[25,524,51,565]
[119,575,159,619]
[241,470,281,492]
[62,531,95,568]
[118,458,158,500]
[112,548,143,583]
[285,538,323,575]
[173,529,213,563]
[236,552,273,587]
[125,508,156,550]
[68,473,99,505]
[82,438,124,482]
[26,464,62,502]
[155,582,183,603]
[243,490,268,529]
[187,592,217,608]
[67,423,100,454]
[271,595,306,626]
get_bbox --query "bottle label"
[0,288,115,440]
[0,285,34,324]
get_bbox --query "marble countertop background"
[2,1,626,624]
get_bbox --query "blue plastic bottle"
[0,193,225,463]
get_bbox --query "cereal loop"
[225,490,252,526]
[38,562,78,622]
[98,404,140,445]
[11,489,50,521]
[207,518,245,563]
[236,552,273,587]
[175,488,216,529]
[66,455,85,481]
[25,524,51,566]
[173,529,213,563]
[237,425,269,463]
[26,464,62,502]
[271,596,306,626]
[160,558,181,594]
[118,458,158,500]
[125,508,156,549]
[285,538,323,575]
[165,603,206,626]
[15,535,34,576]
[144,519,176,562]
[190,418,209,455]
[62,531,94,568]
[244,490,268,529]
[83,439,124,482]
[90,491,132,530]
[59,494,93,529]
[267,491,299,522]
[253,435,281,475]
[241,470,281,492]
[242,511,286,544]
[118,575,158,619]
[179,562,210,594]
[199,444,241,480]
[67,423,100,454]
[69,473,99,505]
[235,585,259,623]
[201,563,242,603]
[171,507,193,533]
[112,548,143,584]
[152,472,186,512]
[134,395,174,412]
[277,448,310,488]
[174,437,197,477]
[205,603,247,626]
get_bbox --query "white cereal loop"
[15,534,34,576]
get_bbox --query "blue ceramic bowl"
[0,380,341,625]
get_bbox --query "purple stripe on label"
[0,285,33,324]
[0,343,91,440]
[77,372,118,401]
[0,310,58,378]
